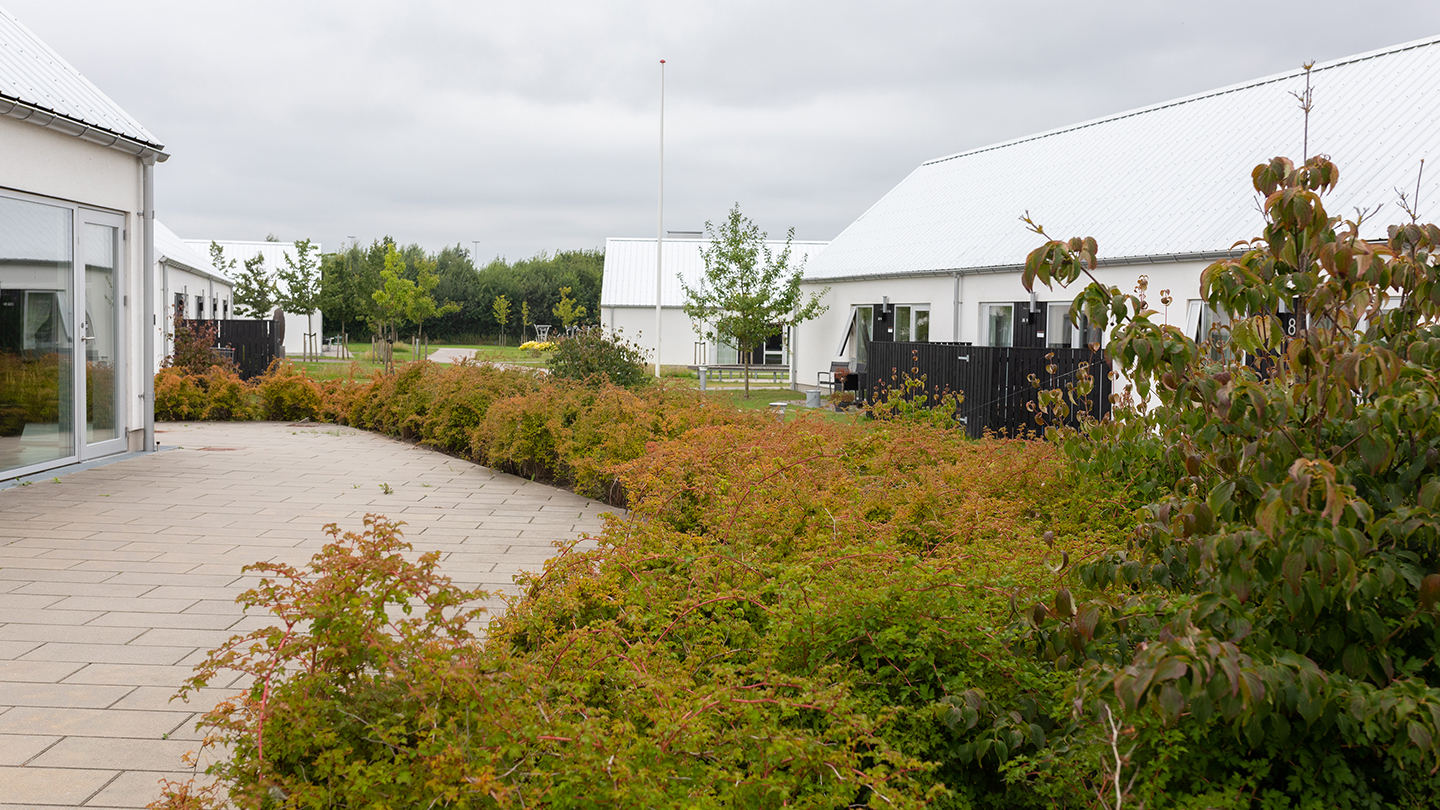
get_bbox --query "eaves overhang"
[0,93,168,161]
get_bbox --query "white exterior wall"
[0,113,150,458]
[600,305,709,367]
[155,261,234,368]
[795,260,1211,389]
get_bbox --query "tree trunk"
[743,351,751,399]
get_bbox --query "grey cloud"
[7,0,1440,258]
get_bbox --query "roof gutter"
[0,95,168,162]
[799,248,1246,285]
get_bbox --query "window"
[836,305,875,364]
[895,305,931,342]
[195,295,204,319]
[0,193,75,473]
[174,293,185,319]
[223,299,229,319]
[1185,300,1231,359]
[981,303,1014,347]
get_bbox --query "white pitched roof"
[156,222,230,283]
[601,237,829,307]
[805,36,1440,282]
[0,6,163,151]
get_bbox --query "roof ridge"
[923,34,1440,167]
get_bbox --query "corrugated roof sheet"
[156,222,230,282]
[805,36,1440,282]
[0,5,162,150]
[601,237,830,307]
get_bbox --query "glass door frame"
[77,209,127,461]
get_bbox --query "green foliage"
[551,285,586,328]
[161,395,1138,807]
[1021,154,1440,805]
[255,360,322,421]
[546,326,650,389]
[492,294,511,346]
[319,241,602,343]
[0,351,61,437]
[233,253,277,319]
[681,204,830,396]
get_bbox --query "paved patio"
[0,422,618,808]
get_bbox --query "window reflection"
[0,195,75,473]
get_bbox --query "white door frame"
[77,209,127,461]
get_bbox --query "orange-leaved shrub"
[157,404,1137,808]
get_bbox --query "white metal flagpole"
[655,59,665,378]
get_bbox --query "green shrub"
[254,360,321,421]
[1019,154,1440,805]
[547,326,650,388]
[159,407,1138,808]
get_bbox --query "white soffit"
[0,5,163,151]
[601,237,830,308]
[805,35,1440,282]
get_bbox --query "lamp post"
[655,59,665,378]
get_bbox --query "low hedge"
[154,359,757,503]
[157,387,1135,808]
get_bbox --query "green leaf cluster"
[1021,154,1440,806]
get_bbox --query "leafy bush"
[159,413,1136,808]
[1019,154,1440,805]
[254,360,322,421]
[546,326,650,388]
[164,316,236,376]
[0,351,62,437]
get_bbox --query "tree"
[233,254,277,319]
[552,286,587,330]
[520,301,531,341]
[492,295,511,347]
[1020,154,1440,803]
[680,204,828,397]
[276,239,320,360]
[208,242,237,287]
[404,258,461,355]
[371,244,413,372]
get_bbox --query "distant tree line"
[318,240,603,344]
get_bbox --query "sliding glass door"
[0,194,126,478]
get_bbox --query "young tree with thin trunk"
[276,239,320,360]
[680,204,828,397]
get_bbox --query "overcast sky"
[9,0,1440,260]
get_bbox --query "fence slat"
[179,320,277,381]
[862,341,1111,438]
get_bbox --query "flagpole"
[655,59,665,378]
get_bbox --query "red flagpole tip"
[660,59,666,64]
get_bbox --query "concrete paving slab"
[0,420,619,806]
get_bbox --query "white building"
[0,7,167,480]
[796,36,1440,388]
[599,236,829,369]
[156,222,233,364]
[184,239,322,358]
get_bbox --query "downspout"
[952,272,961,342]
[142,155,156,452]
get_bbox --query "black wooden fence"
[181,319,278,380]
[862,341,1112,438]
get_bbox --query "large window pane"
[0,196,74,473]
[914,308,930,342]
[896,305,912,341]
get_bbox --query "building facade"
[1,7,167,480]
[796,36,1440,389]
[599,236,829,370]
